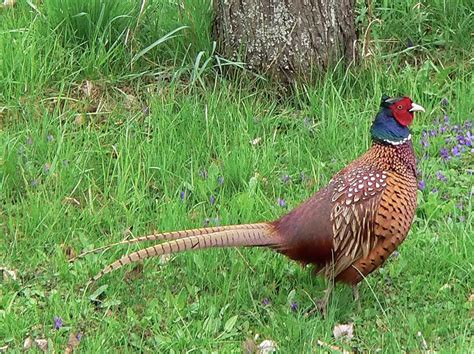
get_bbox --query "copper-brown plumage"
[82,95,424,300]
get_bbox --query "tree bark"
[213,0,357,82]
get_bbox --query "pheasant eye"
[397,105,403,110]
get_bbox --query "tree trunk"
[213,0,357,82]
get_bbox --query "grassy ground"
[1,0,473,352]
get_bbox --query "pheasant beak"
[409,103,425,113]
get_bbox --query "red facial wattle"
[389,97,414,126]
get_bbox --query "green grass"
[1,0,473,352]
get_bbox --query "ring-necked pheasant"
[79,95,425,311]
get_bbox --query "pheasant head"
[371,95,425,145]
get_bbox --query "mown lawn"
[1,0,472,352]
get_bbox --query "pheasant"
[79,95,425,312]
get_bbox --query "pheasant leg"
[306,281,334,318]
[352,284,361,311]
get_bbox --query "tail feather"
[91,223,277,282]
[73,223,264,262]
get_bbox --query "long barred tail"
[91,223,277,282]
[72,223,264,262]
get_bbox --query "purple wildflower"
[299,172,306,182]
[180,191,186,201]
[204,217,221,226]
[435,171,448,182]
[199,169,208,179]
[440,148,450,160]
[451,145,460,157]
[278,198,286,208]
[281,174,290,183]
[210,195,216,205]
[262,298,270,306]
[457,135,466,145]
[217,176,224,185]
[290,301,298,312]
[465,131,472,146]
[76,332,83,341]
[431,188,438,193]
[443,115,449,124]
[303,117,315,132]
[440,98,449,107]
[418,180,426,190]
[421,138,429,149]
[429,129,437,137]
[53,316,63,330]
[439,125,447,134]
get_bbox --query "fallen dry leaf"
[34,338,48,352]
[3,0,16,7]
[417,331,428,350]
[111,144,119,159]
[159,254,172,265]
[439,283,452,291]
[122,227,133,238]
[468,293,474,302]
[81,80,94,98]
[0,344,9,352]
[257,339,277,353]
[123,94,139,110]
[317,340,352,354]
[333,323,354,340]
[63,197,81,207]
[189,210,200,221]
[124,263,143,282]
[0,267,18,281]
[23,337,33,350]
[74,114,86,126]
[250,137,262,146]
[60,244,77,261]
[64,332,82,354]
[242,338,257,353]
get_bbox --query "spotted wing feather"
[323,166,388,277]
[336,171,418,283]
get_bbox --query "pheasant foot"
[305,283,333,318]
